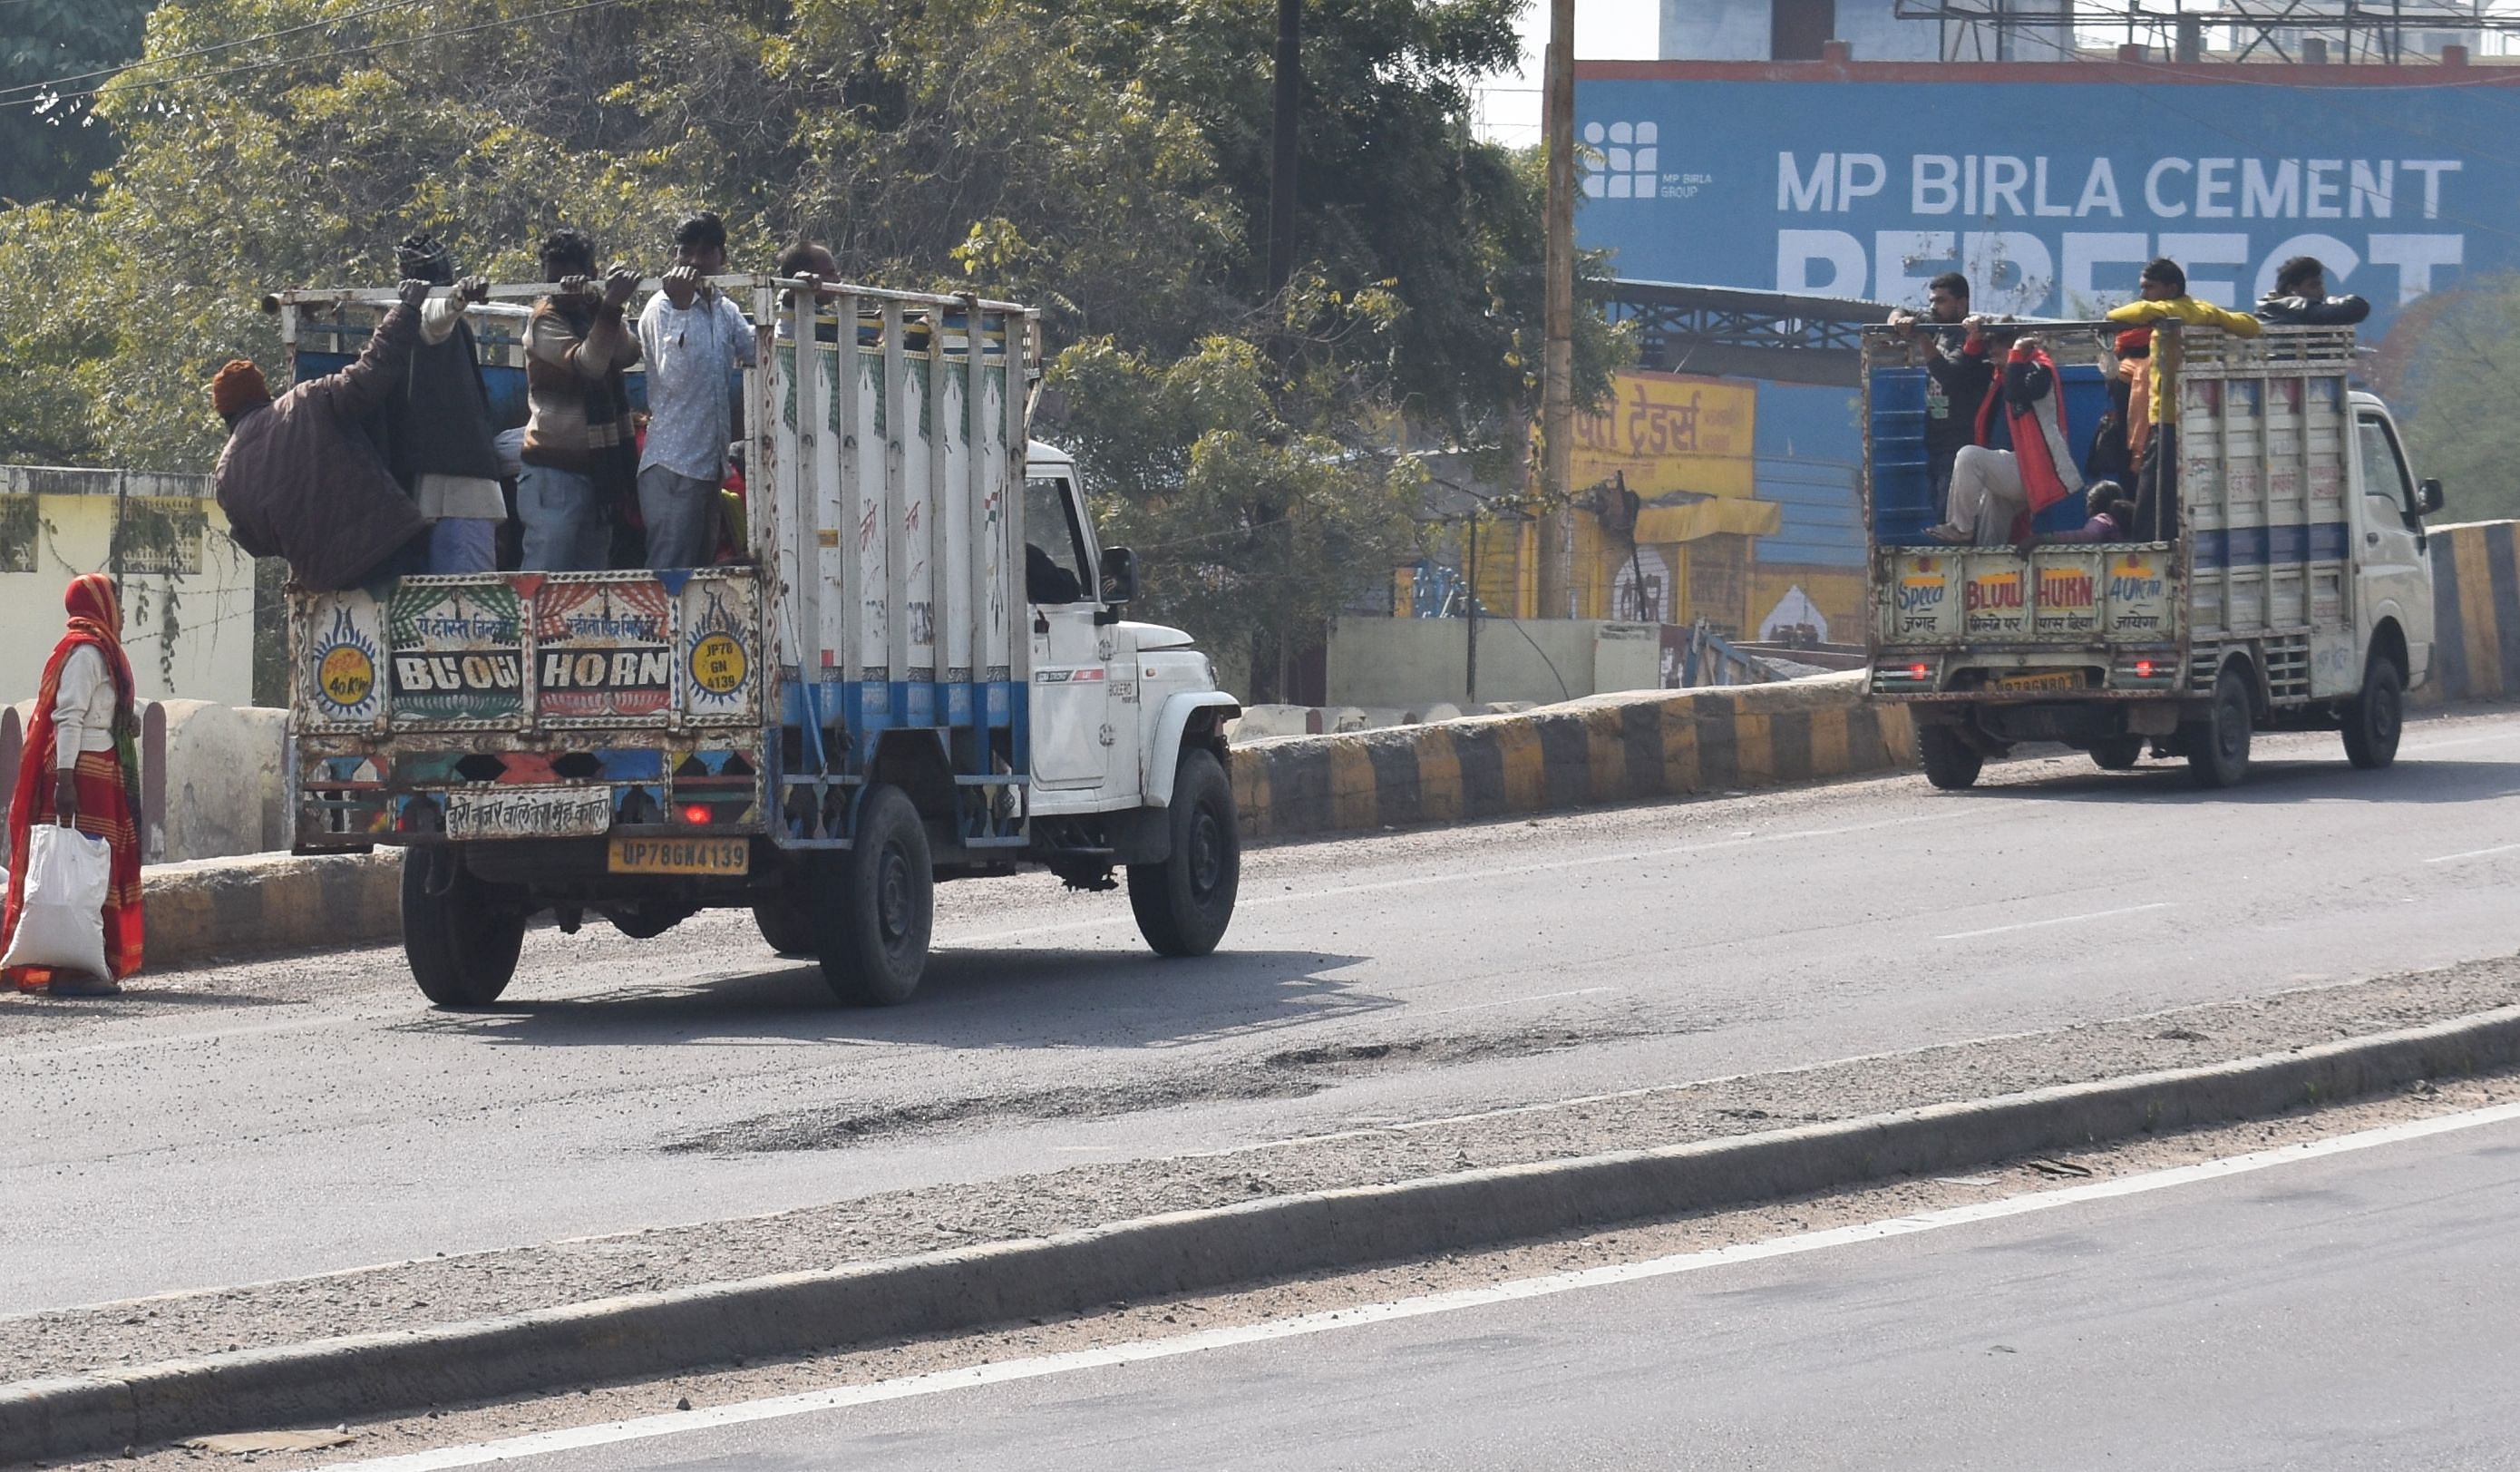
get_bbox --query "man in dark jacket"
[212,279,433,590]
[2257,255,2371,327]
[370,234,508,572]
[1888,271,1993,508]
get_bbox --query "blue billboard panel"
[1574,62,2520,329]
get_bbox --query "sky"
[1473,0,1660,148]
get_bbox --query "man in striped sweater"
[518,229,643,570]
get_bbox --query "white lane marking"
[2424,842,2520,865]
[1936,902,2173,942]
[1425,986,1615,1017]
[316,1100,2520,1472]
[951,809,1983,947]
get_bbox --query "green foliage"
[0,0,1613,684]
[2402,277,2520,521]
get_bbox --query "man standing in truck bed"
[637,212,755,570]
[2106,258,2262,540]
[1888,271,1993,511]
[211,278,433,590]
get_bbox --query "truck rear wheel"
[1129,747,1240,957]
[2342,654,2405,770]
[812,785,932,1005]
[1917,725,1984,791]
[402,847,527,1009]
[2089,736,2144,771]
[2186,666,2253,789]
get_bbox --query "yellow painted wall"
[1748,563,1866,643]
[0,473,258,707]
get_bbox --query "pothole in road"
[662,1023,1656,1155]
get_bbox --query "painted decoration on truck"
[2104,551,2174,638]
[300,594,387,726]
[679,573,761,721]
[1961,560,2030,639]
[1880,551,1961,642]
[533,579,674,720]
[386,580,525,722]
[2031,556,2100,639]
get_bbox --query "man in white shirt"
[636,212,755,569]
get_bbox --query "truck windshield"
[1024,475,1093,605]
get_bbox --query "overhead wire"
[0,0,428,105]
[5,0,637,109]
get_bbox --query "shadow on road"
[386,945,1386,1051]
[1964,757,2520,806]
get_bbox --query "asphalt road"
[8,712,2520,1314]
[399,1108,2520,1472]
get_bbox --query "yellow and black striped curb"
[1230,670,1916,841]
[2422,520,2520,706]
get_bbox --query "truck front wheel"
[2186,666,2254,789]
[812,785,932,1005]
[402,847,527,1009]
[1917,725,1984,791]
[1129,747,1240,957]
[2342,654,2405,770]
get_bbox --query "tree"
[0,0,1620,688]
[2398,278,2520,521]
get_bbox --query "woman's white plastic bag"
[1,824,111,978]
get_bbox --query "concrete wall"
[0,467,259,709]
[1327,617,1668,708]
[0,699,288,863]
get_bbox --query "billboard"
[1573,61,2520,326]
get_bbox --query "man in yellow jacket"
[2106,258,2263,539]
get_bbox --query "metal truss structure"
[1602,281,1892,387]
[1892,1,2512,65]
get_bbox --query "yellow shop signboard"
[1571,371,1757,501]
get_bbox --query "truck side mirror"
[2418,478,2445,516]
[1100,546,1137,606]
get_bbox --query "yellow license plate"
[607,836,752,876]
[1992,670,2083,693]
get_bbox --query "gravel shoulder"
[11,950,2520,1383]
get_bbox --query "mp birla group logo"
[1582,121,1659,200]
[310,605,381,719]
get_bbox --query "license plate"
[443,787,613,839]
[1991,669,2084,693]
[608,835,752,876]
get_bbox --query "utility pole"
[1267,0,1301,293]
[1538,0,1575,619]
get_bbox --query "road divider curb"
[142,852,400,970]
[2421,520,2520,706]
[7,1000,2515,1464]
[1231,670,1915,839]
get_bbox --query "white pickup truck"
[275,276,1242,1006]
[1863,321,2442,790]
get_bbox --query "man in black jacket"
[2257,256,2371,327]
[371,234,509,572]
[212,280,433,590]
[1889,272,1994,508]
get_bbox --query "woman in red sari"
[5,573,144,995]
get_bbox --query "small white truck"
[1863,321,2441,790]
[276,276,1242,1006]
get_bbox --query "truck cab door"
[1025,470,1113,790]
[2352,411,2433,685]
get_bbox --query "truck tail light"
[2136,658,2155,678]
[680,803,714,825]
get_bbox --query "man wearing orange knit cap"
[211,278,434,590]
